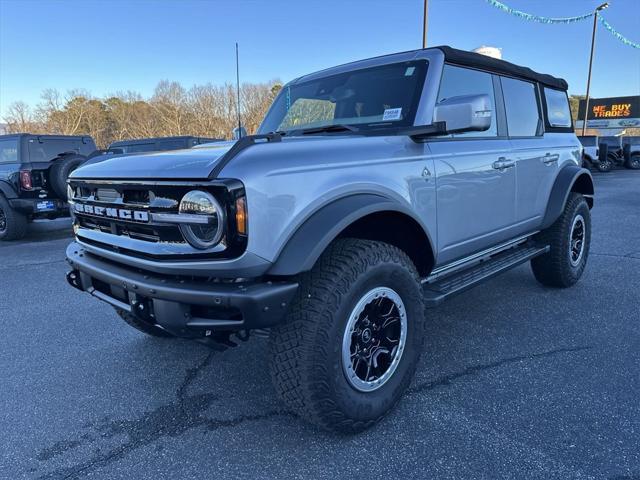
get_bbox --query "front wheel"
[531,193,591,288]
[596,157,613,173]
[269,238,425,433]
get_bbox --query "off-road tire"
[595,157,612,173]
[625,153,640,170]
[49,155,85,199]
[0,195,28,241]
[268,238,426,433]
[531,193,590,288]
[115,308,174,338]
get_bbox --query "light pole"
[422,0,429,48]
[582,2,609,136]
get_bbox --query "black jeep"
[0,134,96,240]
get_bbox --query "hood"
[71,141,236,180]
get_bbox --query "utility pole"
[582,2,609,136]
[235,42,242,139]
[422,0,429,49]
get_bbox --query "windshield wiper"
[298,124,360,135]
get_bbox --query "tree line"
[3,80,282,148]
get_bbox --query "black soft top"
[436,46,568,91]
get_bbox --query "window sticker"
[405,66,416,76]
[382,108,403,121]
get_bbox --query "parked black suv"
[0,134,96,240]
[598,136,625,171]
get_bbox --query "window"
[436,65,497,137]
[501,77,541,137]
[0,139,18,163]
[28,139,79,162]
[259,60,428,134]
[544,87,572,128]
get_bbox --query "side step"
[422,243,549,307]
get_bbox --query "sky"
[0,0,639,118]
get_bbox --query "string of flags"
[486,0,640,49]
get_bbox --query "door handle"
[422,166,431,179]
[492,157,515,170]
[542,153,559,164]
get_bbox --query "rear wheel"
[269,238,426,433]
[115,308,174,338]
[0,195,28,241]
[625,153,640,170]
[531,193,590,288]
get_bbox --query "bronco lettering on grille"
[73,203,149,222]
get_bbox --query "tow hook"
[66,270,83,291]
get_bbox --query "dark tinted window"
[544,87,571,127]
[501,77,540,137]
[259,60,428,134]
[436,65,497,137]
[28,139,79,162]
[122,143,156,153]
[0,139,18,163]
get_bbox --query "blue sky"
[0,0,639,117]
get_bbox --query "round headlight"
[178,190,225,249]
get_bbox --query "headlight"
[178,190,225,249]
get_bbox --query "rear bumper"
[66,242,298,337]
[9,198,68,216]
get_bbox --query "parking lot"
[1,170,639,480]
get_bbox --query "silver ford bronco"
[65,46,593,432]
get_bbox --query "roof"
[294,45,568,91]
[435,46,568,90]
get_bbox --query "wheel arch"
[0,180,18,199]
[541,165,594,230]
[267,194,435,277]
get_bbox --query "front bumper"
[66,243,298,337]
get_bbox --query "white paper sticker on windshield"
[382,108,402,121]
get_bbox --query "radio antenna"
[235,42,242,139]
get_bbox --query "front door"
[429,64,517,266]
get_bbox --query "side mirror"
[232,127,247,140]
[433,94,492,134]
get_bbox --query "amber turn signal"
[235,196,247,235]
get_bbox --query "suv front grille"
[68,179,248,261]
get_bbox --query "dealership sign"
[577,95,640,129]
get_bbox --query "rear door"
[429,65,517,266]
[502,79,563,232]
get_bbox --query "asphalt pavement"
[1,171,639,480]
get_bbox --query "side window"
[436,65,497,137]
[544,87,572,128]
[501,77,541,137]
[0,140,18,163]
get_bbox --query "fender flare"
[541,165,594,230]
[267,193,434,276]
[0,180,18,199]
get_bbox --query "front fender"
[267,193,433,276]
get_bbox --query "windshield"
[259,60,427,135]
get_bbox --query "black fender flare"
[267,193,434,276]
[0,180,18,199]
[541,165,594,229]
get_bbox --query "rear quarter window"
[544,88,572,128]
[0,139,19,163]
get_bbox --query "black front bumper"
[66,243,298,337]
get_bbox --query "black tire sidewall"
[319,261,424,422]
[0,195,27,241]
[597,159,612,172]
[50,156,85,199]
[561,198,591,284]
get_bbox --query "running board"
[422,243,549,307]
